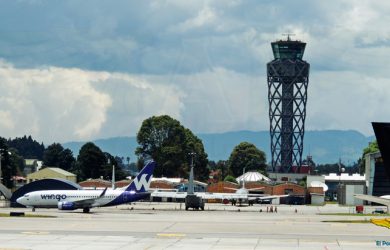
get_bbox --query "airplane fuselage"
[18,189,149,209]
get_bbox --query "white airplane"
[17,161,156,213]
[354,194,390,210]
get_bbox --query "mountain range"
[63,130,375,165]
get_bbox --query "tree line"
[0,115,268,188]
[0,137,129,188]
[1,115,375,190]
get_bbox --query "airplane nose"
[16,197,25,205]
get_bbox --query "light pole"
[338,159,345,203]
[108,158,115,189]
[188,152,196,194]
[242,167,246,188]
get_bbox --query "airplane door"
[123,192,128,202]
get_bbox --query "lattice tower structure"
[267,39,310,173]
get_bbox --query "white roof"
[324,173,365,181]
[236,171,271,183]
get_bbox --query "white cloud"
[0,61,184,143]
[174,6,217,33]
[146,67,268,134]
[308,71,390,135]
[0,110,14,130]
[0,61,112,142]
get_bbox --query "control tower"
[267,36,310,173]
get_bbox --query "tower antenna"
[282,33,295,41]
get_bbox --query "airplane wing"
[151,191,187,199]
[354,194,390,206]
[198,193,288,201]
[73,188,108,207]
[199,193,246,200]
[253,194,289,200]
[151,191,249,200]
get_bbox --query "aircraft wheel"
[83,207,90,213]
[32,207,35,212]
[185,206,189,211]
[201,206,204,211]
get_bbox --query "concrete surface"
[0,202,388,249]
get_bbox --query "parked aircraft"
[151,187,285,206]
[152,169,287,206]
[17,161,156,213]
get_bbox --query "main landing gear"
[83,207,90,213]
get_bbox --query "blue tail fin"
[126,161,156,192]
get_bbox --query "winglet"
[126,161,156,192]
[99,187,108,198]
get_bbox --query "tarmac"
[0,202,389,249]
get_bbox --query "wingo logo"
[133,174,152,191]
[41,194,67,201]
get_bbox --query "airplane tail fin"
[126,161,156,192]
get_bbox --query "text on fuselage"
[41,194,67,201]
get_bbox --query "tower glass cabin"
[267,38,310,173]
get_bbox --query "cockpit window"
[24,194,29,197]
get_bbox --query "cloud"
[0,0,390,143]
[147,67,268,134]
[173,6,217,33]
[2,1,388,76]
[0,61,184,143]
[0,60,111,142]
[308,70,390,135]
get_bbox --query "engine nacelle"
[58,201,76,210]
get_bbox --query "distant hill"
[63,130,375,165]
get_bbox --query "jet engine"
[58,201,76,210]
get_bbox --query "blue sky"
[0,0,389,143]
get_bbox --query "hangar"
[27,167,77,183]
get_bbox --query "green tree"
[43,143,63,167]
[75,142,107,181]
[59,149,76,171]
[359,140,379,173]
[102,153,127,181]
[211,160,228,181]
[0,138,18,188]
[363,140,379,156]
[315,163,342,175]
[136,115,209,181]
[227,142,266,177]
[43,143,75,171]
[224,175,237,184]
[7,135,44,159]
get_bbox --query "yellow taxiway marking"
[371,218,390,229]
[156,233,186,237]
[21,231,50,235]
